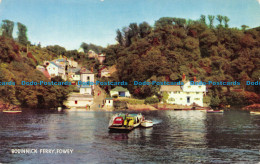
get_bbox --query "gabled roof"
[55,58,68,62]
[80,68,92,74]
[49,61,63,68]
[68,68,81,73]
[160,85,182,92]
[111,86,129,92]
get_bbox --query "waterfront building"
[160,80,206,107]
[110,86,130,97]
[65,93,93,108]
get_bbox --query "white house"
[160,81,206,107]
[104,98,113,108]
[110,86,130,97]
[65,93,93,108]
[68,59,78,68]
[68,68,81,82]
[46,61,66,80]
[101,68,110,77]
[80,68,95,89]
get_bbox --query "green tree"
[223,16,230,28]
[1,19,14,38]
[17,22,28,45]
[200,15,206,25]
[216,15,223,26]
[116,29,123,46]
[208,15,215,29]
[139,22,152,38]
[241,25,249,31]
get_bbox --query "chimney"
[194,76,197,82]
[182,73,186,81]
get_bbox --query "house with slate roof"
[46,61,66,80]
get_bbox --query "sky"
[0,0,259,50]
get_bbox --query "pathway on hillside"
[90,85,106,110]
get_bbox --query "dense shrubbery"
[0,36,73,110]
[144,97,159,104]
[104,15,260,106]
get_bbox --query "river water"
[0,110,260,163]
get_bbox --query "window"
[169,98,175,101]
[199,86,202,88]
[195,98,200,100]
[187,92,190,94]
[196,92,199,94]
[174,91,177,94]
[188,86,191,88]
[75,100,78,104]
[87,76,90,80]
[180,98,183,100]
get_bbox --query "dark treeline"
[103,15,260,107]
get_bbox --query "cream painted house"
[160,81,206,107]
[65,93,93,108]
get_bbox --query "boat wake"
[152,119,162,125]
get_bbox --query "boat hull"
[206,110,223,113]
[109,126,134,131]
[3,111,22,114]
[250,111,260,115]
[141,120,153,127]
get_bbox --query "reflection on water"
[0,110,260,163]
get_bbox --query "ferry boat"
[108,113,144,131]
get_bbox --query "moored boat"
[108,113,144,131]
[3,110,22,114]
[250,111,260,115]
[206,110,223,113]
[141,120,153,128]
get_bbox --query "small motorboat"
[250,111,260,115]
[206,110,223,113]
[141,120,153,128]
[3,110,22,114]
